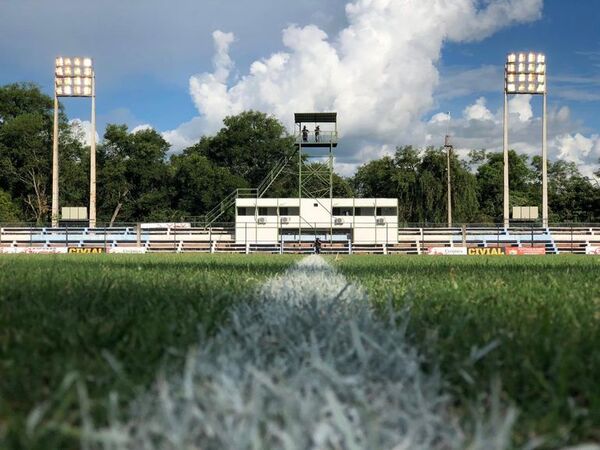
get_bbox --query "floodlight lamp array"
[505,52,546,94]
[55,57,93,97]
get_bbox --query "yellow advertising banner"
[467,247,505,256]
[68,247,105,254]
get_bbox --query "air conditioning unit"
[280,217,290,224]
[376,218,386,226]
[257,217,266,225]
[334,218,344,225]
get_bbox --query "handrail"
[257,146,298,197]
[295,130,338,144]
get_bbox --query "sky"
[1,0,600,177]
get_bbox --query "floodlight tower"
[52,56,96,228]
[503,52,548,228]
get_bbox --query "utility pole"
[443,134,453,227]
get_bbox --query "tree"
[353,146,478,224]
[170,148,247,218]
[414,147,478,223]
[0,83,87,224]
[0,189,20,222]
[543,159,600,222]
[98,125,174,223]
[196,111,295,188]
[394,146,421,223]
[473,150,535,222]
[353,156,398,198]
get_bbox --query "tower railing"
[295,131,338,145]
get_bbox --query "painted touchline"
[81,255,515,450]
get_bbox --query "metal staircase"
[197,146,298,227]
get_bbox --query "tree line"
[1,83,599,225]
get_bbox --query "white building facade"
[235,198,398,244]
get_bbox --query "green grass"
[1,254,599,449]
[335,255,600,448]
[0,254,297,449]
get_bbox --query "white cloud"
[131,124,153,133]
[463,97,494,121]
[70,119,99,146]
[429,112,451,124]
[508,94,533,122]
[428,96,600,176]
[164,0,543,153]
[554,133,600,173]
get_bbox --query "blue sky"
[1,0,599,175]
[440,1,600,127]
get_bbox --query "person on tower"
[315,125,320,142]
[302,125,308,142]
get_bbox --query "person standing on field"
[314,237,322,254]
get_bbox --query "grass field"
[0,254,297,448]
[337,255,600,448]
[0,254,598,449]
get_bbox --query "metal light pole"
[503,90,509,229]
[90,74,97,228]
[52,57,96,228]
[542,91,548,227]
[52,91,60,227]
[503,52,548,228]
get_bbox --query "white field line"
[86,255,515,450]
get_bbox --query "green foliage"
[354,146,600,225]
[354,146,480,224]
[195,110,295,187]
[0,189,20,222]
[98,125,175,223]
[0,83,87,224]
[170,148,247,217]
[1,83,598,224]
[545,159,600,223]
[472,151,600,223]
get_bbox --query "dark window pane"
[356,207,375,216]
[237,207,255,216]
[376,207,397,216]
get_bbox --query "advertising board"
[427,247,467,256]
[68,247,105,254]
[585,246,600,255]
[1,246,148,255]
[506,247,546,256]
[140,223,191,229]
[467,247,505,256]
[109,247,147,254]
[0,247,68,254]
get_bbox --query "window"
[333,207,353,216]
[376,207,397,216]
[258,207,277,216]
[279,207,299,216]
[355,207,375,216]
[237,207,254,216]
